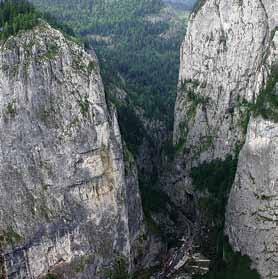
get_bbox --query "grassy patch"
[5,100,17,117]
[78,95,90,117]
[87,61,97,74]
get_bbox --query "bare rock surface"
[171,0,278,278]
[0,22,145,279]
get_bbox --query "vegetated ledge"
[232,66,278,129]
[253,66,278,122]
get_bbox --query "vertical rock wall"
[0,22,144,279]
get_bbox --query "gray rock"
[226,30,278,279]
[172,0,278,277]
[174,0,278,163]
[0,22,144,278]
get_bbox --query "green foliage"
[190,155,260,278]
[132,266,161,279]
[30,0,164,34]
[45,273,59,279]
[191,155,237,197]
[0,0,39,40]
[104,257,130,279]
[192,0,206,16]
[5,227,22,245]
[29,0,188,128]
[0,0,75,41]
[164,0,196,10]
[193,239,260,279]
[87,61,97,73]
[180,79,209,121]
[78,95,90,116]
[235,66,278,126]
[270,26,278,40]
[117,105,146,155]
[190,156,237,257]
[174,138,187,154]
[238,100,252,134]
[253,68,278,122]
[38,41,59,60]
[73,255,92,273]
[187,88,208,106]
[5,100,17,117]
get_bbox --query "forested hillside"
[163,0,197,10]
[28,0,191,253]
[0,0,74,40]
[30,0,189,129]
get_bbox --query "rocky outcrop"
[174,0,277,162]
[0,22,145,278]
[170,0,278,241]
[226,116,278,279]
[226,30,278,278]
[172,0,278,277]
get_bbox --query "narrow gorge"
[0,0,277,278]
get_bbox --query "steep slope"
[29,0,188,132]
[174,0,276,160]
[171,0,278,277]
[0,21,145,278]
[28,0,194,251]
[226,31,278,278]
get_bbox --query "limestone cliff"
[172,0,278,277]
[175,0,277,162]
[0,22,145,278]
[226,30,278,279]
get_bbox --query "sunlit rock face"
[173,0,278,277]
[174,0,278,162]
[171,0,278,227]
[0,22,144,278]
[226,31,278,279]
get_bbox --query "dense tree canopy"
[0,0,74,41]
[0,0,39,40]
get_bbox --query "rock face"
[172,0,278,277]
[226,31,278,278]
[0,22,144,278]
[174,0,277,162]
[226,116,278,279]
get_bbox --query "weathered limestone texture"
[0,22,144,279]
[174,0,278,163]
[226,30,278,279]
[173,0,278,277]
